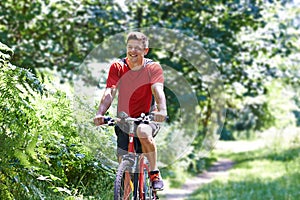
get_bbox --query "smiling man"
[94,32,167,191]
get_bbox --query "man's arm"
[94,87,117,125]
[151,83,167,122]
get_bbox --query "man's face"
[126,39,148,66]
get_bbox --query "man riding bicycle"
[94,31,167,191]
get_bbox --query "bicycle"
[103,111,161,200]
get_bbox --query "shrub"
[0,42,115,199]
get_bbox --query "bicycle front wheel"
[114,159,135,200]
[142,168,157,200]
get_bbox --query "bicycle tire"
[142,164,157,200]
[114,159,141,200]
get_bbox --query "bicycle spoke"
[123,172,133,200]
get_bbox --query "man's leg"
[137,124,164,190]
[115,125,128,163]
[137,124,157,170]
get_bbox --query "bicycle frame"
[126,121,155,200]
[139,155,151,199]
[107,113,157,200]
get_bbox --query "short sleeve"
[106,63,120,88]
[149,63,164,85]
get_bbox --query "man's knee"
[137,124,152,139]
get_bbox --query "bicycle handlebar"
[103,113,154,126]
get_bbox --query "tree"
[123,0,299,171]
[0,0,126,81]
[1,0,298,176]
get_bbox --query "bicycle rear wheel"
[114,160,134,200]
[142,168,151,200]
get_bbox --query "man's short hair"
[126,32,149,48]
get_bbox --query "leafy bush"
[0,42,115,199]
[0,42,43,199]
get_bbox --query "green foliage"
[218,1,300,140]
[189,131,300,200]
[0,41,43,167]
[122,0,299,173]
[126,0,283,140]
[0,183,13,200]
[29,90,115,199]
[1,0,297,135]
[2,0,296,136]
[1,0,299,196]
[0,43,114,199]
[266,81,297,128]
[292,89,300,126]
[0,42,43,198]
[0,0,126,80]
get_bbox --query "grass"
[187,132,300,200]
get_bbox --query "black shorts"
[115,123,160,156]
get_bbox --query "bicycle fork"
[127,121,157,200]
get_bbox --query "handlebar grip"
[142,115,169,124]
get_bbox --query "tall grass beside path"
[188,128,300,200]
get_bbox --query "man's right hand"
[94,114,105,126]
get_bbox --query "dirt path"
[160,139,266,200]
[160,158,234,200]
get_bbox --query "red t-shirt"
[106,58,164,117]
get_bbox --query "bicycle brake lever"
[149,114,169,123]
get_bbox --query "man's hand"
[152,110,167,122]
[94,114,105,126]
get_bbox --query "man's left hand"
[152,110,167,122]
